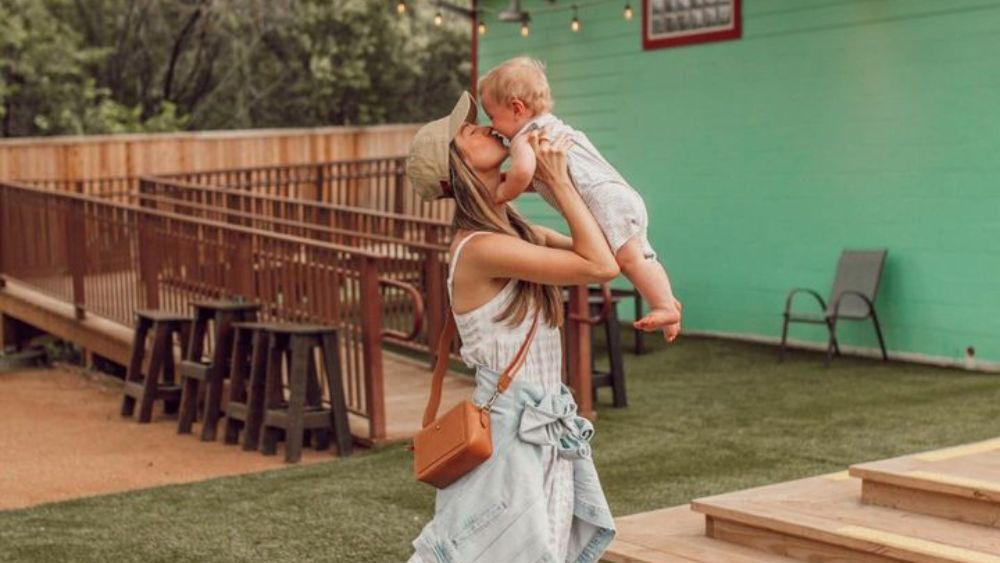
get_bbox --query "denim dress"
[407,232,616,563]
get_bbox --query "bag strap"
[422,308,540,428]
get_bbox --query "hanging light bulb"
[478,21,488,35]
[571,6,581,32]
[520,15,530,37]
[434,10,443,26]
[624,2,634,20]
[396,1,406,15]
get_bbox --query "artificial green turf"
[2,335,997,562]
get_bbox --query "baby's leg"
[616,237,681,341]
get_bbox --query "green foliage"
[0,0,470,137]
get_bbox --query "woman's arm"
[466,132,619,285]
[531,225,574,250]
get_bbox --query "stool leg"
[322,332,353,456]
[138,322,171,423]
[166,320,191,416]
[634,291,646,355]
[304,352,331,451]
[283,336,311,463]
[200,313,237,442]
[242,330,270,451]
[224,329,251,445]
[260,334,285,456]
[590,301,600,405]
[606,308,627,408]
[121,317,151,417]
[177,366,200,435]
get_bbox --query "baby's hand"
[496,132,542,204]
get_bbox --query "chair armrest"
[831,290,875,319]
[784,288,827,315]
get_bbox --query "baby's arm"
[495,136,536,204]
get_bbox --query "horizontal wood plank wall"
[479,0,1000,365]
[0,125,420,181]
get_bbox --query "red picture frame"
[642,0,741,50]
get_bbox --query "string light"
[396,1,635,36]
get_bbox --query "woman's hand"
[526,129,573,192]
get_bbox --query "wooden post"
[393,164,406,239]
[566,284,594,419]
[137,213,160,309]
[423,231,444,369]
[358,255,386,441]
[0,313,15,351]
[315,164,325,202]
[0,187,6,289]
[66,199,87,320]
[230,232,255,301]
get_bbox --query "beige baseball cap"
[406,91,477,201]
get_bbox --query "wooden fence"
[0,125,421,185]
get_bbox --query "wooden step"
[690,473,1000,563]
[603,505,798,562]
[850,437,1000,528]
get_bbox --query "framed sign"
[643,0,741,50]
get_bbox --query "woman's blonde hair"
[478,56,553,114]
[448,143,563,328]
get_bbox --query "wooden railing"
[8,157,600,418]
[154,158,454,222]
[0,179,427,440]
[26,177,136,203]
[134,177,452,357]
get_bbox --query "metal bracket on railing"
[378,277,425,342]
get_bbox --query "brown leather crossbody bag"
[412,309,539,489]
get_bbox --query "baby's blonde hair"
[478,56,553,114]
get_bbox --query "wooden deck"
[0,279,471,446]
[850,438,1000,529]
[604,438,1000,563]
[348,351,473,444]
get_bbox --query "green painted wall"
[478,0,1000,365]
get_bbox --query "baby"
[479,56,681,340]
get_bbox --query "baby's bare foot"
[633,307,681,332]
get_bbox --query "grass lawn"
[2,335,997,562]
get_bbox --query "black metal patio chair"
[779,249,889,365]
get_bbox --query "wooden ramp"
[1,280,472,446]
[348,351,474,444]
[604,438,1000,563]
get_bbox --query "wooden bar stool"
[606,286,646,355]
[223,321,276,450]
[259,324,353,463]
[177,300,260,441]
[588,291,628,408]
[564,285,629,409]
[121,310,192,423]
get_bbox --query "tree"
[0,0,471,137]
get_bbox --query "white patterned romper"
[447,231,576,560]
[514,113,656,260]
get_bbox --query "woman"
[406,92,644,562]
